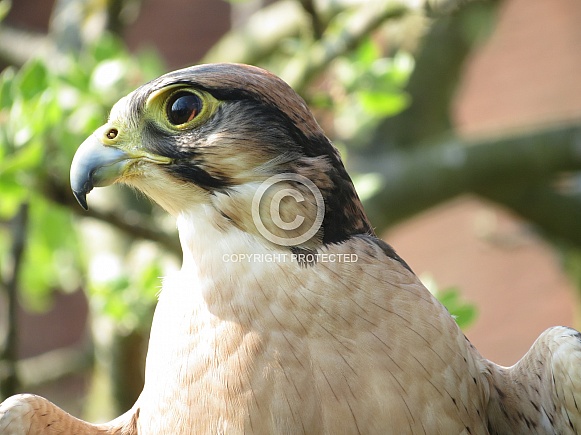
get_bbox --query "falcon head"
[70,63,372,249]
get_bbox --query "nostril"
[106,128,118,140]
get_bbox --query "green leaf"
[89,262,161,333]
[437,287,478,330]
[91,33,126,62]
[354,38,380,66]
[0,66,16,109]
[3,135,42,166]
[19,198,82,311]
[357,90,410,117]
[0,181,26,218]
[421,275,477,330]
[15,60,49,101]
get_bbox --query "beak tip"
[73,190,89,211]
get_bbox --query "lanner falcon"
[1,63,581,434]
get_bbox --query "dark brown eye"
[166,91,203,126]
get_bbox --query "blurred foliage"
[0,33,164,311]
[438,288,478,330]
[90,261,161,334]
[421,274,477,330]
[322,41,414,143]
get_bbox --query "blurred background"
[1,0,581,422]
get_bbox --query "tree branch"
[357,124,581,235]
[41,178,181,258]
[0,345,92,391]
[366,0,500,150]
[476,182,581,247]
[299,0,324,39]
[0,26,50,67]
[202,0,307,65]
[282,1,410,93]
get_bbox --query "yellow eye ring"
[145,85,220,131]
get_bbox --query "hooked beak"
[70,135,132,210]
[70,130,173,210]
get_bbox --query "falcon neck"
[176,204,282,273]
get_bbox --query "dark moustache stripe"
[166,163,232,190]
[140,122,233,190]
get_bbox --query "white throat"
[179,204,257,256]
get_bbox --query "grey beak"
[70,135,131,210]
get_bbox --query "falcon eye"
[166,91,203,126]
